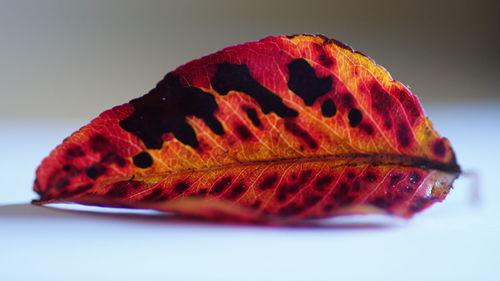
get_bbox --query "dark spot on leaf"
[89,134,113,153]
[212,63,298,118]
[173,182,190,193]
[235,124,253,140]
[65,145,85,159]
[331,182,349,202]
[284,119,318,149]
[287,58,333,106]
[120,74,224,149]
[315,175,333,191]
[363,172,377,183]
[348,108,362,127]
[226,183,246,199]
[359,123,374,135]
[62,165,72,172]
[321,98,337,117]
[259,174,278,190]
[279,203,304,216]
[352,181,362,192]
[243,106,261,127]
[132,151,153,168]
[370,81,394,129]
[318,51,334,67]
[433,138,446,157]
[409,172,421,184]
[106,185,127,198]
[391,88,422,125]
[304,194,321,207]
[143,187,164,201]
[371,196,391,208]
[211,176,232,195]
[251,200,262,209]
[86,164,106,180]
[347,172,355,179]
[323,204,334,212]
[276,184,288,202]
[197,188,208,196]
[389,174,402,187]
[102,153,127,167]
[396,122,412,148]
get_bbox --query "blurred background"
[1,0,498,120]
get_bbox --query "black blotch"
[259,174,278,191]
[62,165,72,172]
[89,134,112,153]
[244,107,261,127]
[396,122,412,148]
[433,139,446,157]
[348,108,363,127]
[235,124,253,140]
[304,194,321,207]
[86,164,106,180]
[287,58,333,106]
[120,73,224,149]
[284,119,318,149]
[226,183,246,199]
[66,145,85,159]
[173,182,190,193]
[331,182,349,202]
[363,172,377,183]
[315,175,333,192]
[371,196,391,208]
[276,185,288,202]
[279,203,304,216]
[132,151,153,168]
[106,185,127,198]
[211,176,232,195]
[352,181,361,192]
[212,63,298,118]
[321,98,337,117]
[143,187,163,201]
[347,172,355,179]
[389,174,402,187]
[409,172,421,184]
[286,170,312,194]
[251,200,262,209]
[197,188,208,196]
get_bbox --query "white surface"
[1,102,499,281]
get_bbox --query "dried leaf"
[33,34,460,223]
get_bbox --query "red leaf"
[33,34,460,223]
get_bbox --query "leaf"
[33,34,460,223]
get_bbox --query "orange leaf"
[33,34,460,223]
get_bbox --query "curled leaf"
[33,34,460,223]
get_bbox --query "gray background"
[1,0,499,120]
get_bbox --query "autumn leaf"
[33,34,460,223]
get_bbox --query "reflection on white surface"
[1,102,499,281]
